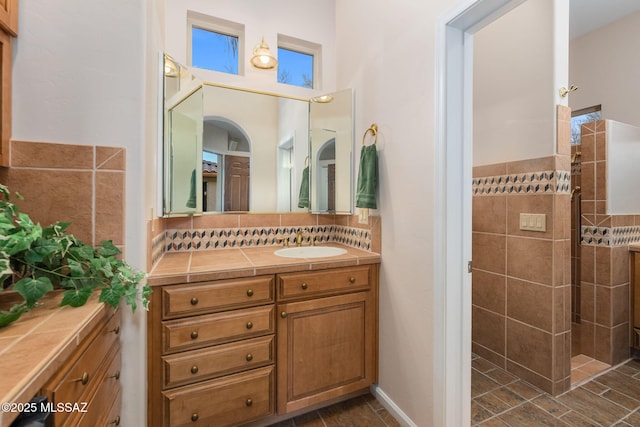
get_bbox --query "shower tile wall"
[471,106,572,396]
[575,120,640,366]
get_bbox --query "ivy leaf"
[42,221,72,239]
[0,302,28,327]
[60,287,93,307]
[69,244,95,261]
[67,258,86,277]
[97,240,121,257]
[0,252,13,284]
[99,283,125,308]
[13,276,54,307]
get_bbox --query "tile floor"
[267,393,401,427]
[266,353,640,426]
[472,353,640,426]
[572,354,611,385]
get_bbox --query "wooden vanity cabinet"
[42,309,122,427]
[632,251,640,352]
[147,263,379,426]
[276,265,379,414]
[147,276,276,427]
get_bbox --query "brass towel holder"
[362,124,378,146]
[559,85,578,98]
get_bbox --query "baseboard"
[370,384,417,427]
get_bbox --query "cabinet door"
[277,291,375,414]
[0,0,17,36]
[0,29,10,166]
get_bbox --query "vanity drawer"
[45,312,121,426]
[162,335,275,388]
[163,276,274,319]
[162,305,274,353]
[277,266,371,300]
[72,343,122,427]
[163,366,274,427]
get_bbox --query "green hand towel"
[356,144,378,209]
[298,166,310,208]
[186,169,197,208]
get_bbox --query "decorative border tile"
[151,232,166,267]
[472,170,571,196]
[163,225,372,253]
[581,225,640,247]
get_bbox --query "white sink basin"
[274,246,347,259]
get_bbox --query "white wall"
[12,1,154,426]
[164,0,337,99]
[336,1,458,424]
[473,0,560,166]
[569,11,640,128]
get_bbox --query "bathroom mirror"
[161,54,354,216]
[309,88,354,214]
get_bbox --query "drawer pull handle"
[281,311,287,318]
[246,353,253,362]
[349,276,356,284]
[190,331,199,340]
[110,371,121,380]
[75,372,90,385]
[191,365,199,374]
[246,398,253,407]
[301,282,308,290]
[110,325,120,335]
[247,289,254,297]
[246,321,253,330]
[190,297,199,306]
[111,415,121,425]
[191,413,199,422]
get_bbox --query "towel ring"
[362,124,378,146]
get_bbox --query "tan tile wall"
[576,120,639,366]
[0,141,126,252]
[472,105,572,396]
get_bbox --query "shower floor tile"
[472,353,640,426]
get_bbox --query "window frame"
[187,11,245,76]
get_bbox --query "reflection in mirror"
[309,89,353,214]
[202,84,309,212]
[163,55,203,215]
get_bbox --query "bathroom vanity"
[147,245,379,427]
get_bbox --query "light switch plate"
[519,213,546,232]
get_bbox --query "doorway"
[434,1,531,425]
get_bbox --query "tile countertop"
[148,243,381,286]
[630,245,640,253]
[0,293,110,427]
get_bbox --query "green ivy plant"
[0,184,151,327]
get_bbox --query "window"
[187,11,244,75]
[192,28,238,74]
[571,105,602,145]
[278,35,321,89]
[278,48,314,88]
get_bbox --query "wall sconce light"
[250,37,278,69]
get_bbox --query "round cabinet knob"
[246,353,253,362]
[349,276,356,284]
[111,416,121,426]
[110,325,120,335]
[246,398,253,407]
[190,331,199,340]
[281,312,287,318]
[76,372,90,385]
[191,365,199,374]
[246,289,254,297]
[190,297,199,306]
[246,321,253,330]
[301,282,308,290]
[191,413,199,422]
[111,371,121,380]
